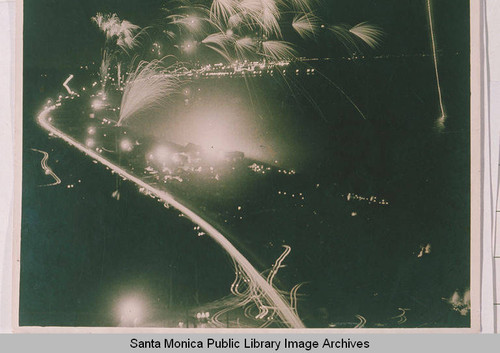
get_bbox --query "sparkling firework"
[349,22,384,49]
[118,60,181,126]
[292,12,320,39]
[261,40,297,61]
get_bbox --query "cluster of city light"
[152,42,162,56]
[248,163,271,174]
[192,225,206,237]
[345,192,389,206]
[277,168,296,175]
[169,59,293,80]
[196,311,210,319]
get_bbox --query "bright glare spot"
[151,145,172,163]
[120,138,133,152]
[91,99,105,110]
[182,40,197,54]
[87,126,96,135]
[85,138,95,148]
[116,294,146,327]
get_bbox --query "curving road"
[37,105,305,328]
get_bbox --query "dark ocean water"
[19,54,470,328]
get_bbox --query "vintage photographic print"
[15,0,479,330]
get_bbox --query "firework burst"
[116,20,141,52]
[289,0,316,13]
[118,60,181,126]
[202,32,234,61]
[261,40,296,61]
[210,0,237,24]
[349,22,384,49]
[292,12,320,39]
[234,36,257,59]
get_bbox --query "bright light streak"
[289,282,305,315]
[267,245,291,287]
[91,99,105,110]
[63,74,75,95]
[37,107,305,328]
[31,148,61,187]
[427,0,446,127]
[349,23,384,49]
[182,40,197,54]
[118,60,180,126]
[391,308,410,324]
[292,13,319,39]
[354,314,367,328]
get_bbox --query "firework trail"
[261,40,297,61]
[118,59,182,126]
[31,148,61,187]
[150,0,383,123]
[426,0,446,128]
[92,13,141,52]
[234,36,256,59]
[349,22,384,49]
[210,0,237,24]
[92,13,144,89]
[99,49,111,91]
[292,12,320,39]
[329,22,384,53]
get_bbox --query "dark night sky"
[23,0,470,70]
[20,0,472,328]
